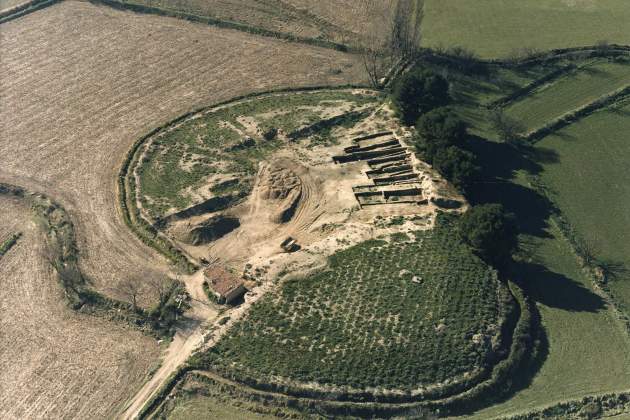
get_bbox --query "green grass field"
[465,221,630,419]
[444,55,630,416]
[422,0,630,59]
[194,215,507,392]
[534,101,630,316]
[137,91,377,219]
[504,58,630,131]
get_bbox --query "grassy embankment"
[422,0,630,59]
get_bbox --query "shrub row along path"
[0,1,364,417]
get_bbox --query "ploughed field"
[193,215,509,395]
[101,0,393,45]
[0,195,160,419]
[0,0,363,306]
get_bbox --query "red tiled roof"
[204,266,243,296]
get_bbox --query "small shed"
[203,266,246,304]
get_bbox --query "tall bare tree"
[360,0,424,87]
[389,0,423,60]
[115,276,142,311]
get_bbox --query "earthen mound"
[257,165,302,223]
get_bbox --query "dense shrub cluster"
[193,215,506,398]
[459,203,518,268]
[392,68,450,125]
[412,107,479,192]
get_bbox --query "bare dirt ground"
[284,0,396,39]
[0,0,364,307]
[0,196,161,419]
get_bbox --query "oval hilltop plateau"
[2,1,630,419]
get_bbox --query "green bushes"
[192,215,507,401]
[0,232,21,256]
[392,68,450,125]
[432,146,479,192]
[412,107,479,192]
[459,203,518,268]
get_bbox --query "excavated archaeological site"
[132,91,466,295]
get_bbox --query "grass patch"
[422,0,630,59]
[194,215,508,394]
[466,222,630,419]
[504,58,630,131]
[533,101,630,319]
[432,54,630,415]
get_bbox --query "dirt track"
[0,0,364,306]
[0,196,160,419]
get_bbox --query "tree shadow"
[512,260,606,312]
[464,136,558,239]
[549,130,577,142]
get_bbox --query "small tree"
[490,109,525,144]
[392,68,449,125]
[115,277,142,311]
[389,0,423,59]
[460,204,518,267]
[416,107,467,142]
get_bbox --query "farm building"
[203,266,246,304]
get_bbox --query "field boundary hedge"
[500,390,630,420]
[0,182,175,338]
[524,85,630,142]
[486,64,579,110]
[0,232,21,257]
[118,86,373,275]
[87,0,352,52]
[0,0,60,24]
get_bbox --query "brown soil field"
[0,195,160,419]
[0,0,364,306]
[284,0,395,38]
[111,0,393,45]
